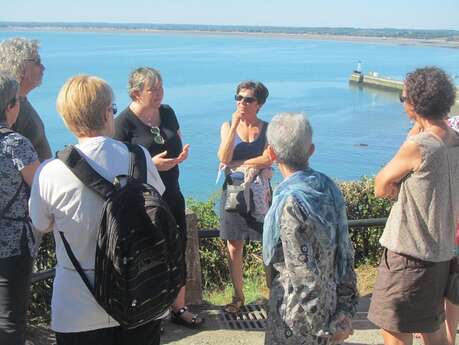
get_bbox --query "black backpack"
[57,143,185,329]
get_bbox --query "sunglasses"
[25,57,42,65]
[150,126,165,145]
[399,94,407,103]
[235,95,257,103]
[110,103,117,115]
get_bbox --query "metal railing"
[30,217,387,284]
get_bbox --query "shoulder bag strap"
[57,146,114,199]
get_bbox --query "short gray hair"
[0,37,40,83]
[267,112,313,171]
[128,67,162,100]
[0,73,19,122]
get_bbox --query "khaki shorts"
[368,248,450,333]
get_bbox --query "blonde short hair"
[0,37,40,83]
[56,75,113,137]
[128,67,162,100]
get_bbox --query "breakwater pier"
[349,71,459,115]
[349,72,403,91]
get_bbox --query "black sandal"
[171,306,204,329]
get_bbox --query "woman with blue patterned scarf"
[263,112,357,345]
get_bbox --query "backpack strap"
[0,127,25,219]
[59,231,95,294]
[0,180,24,220]
[57,146,114,199]
[125,143,147,183]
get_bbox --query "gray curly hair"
[267,112,313,171]
[0,37,40,83]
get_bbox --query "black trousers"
[162,188,187,239]
[0,252,33,345]
[55,319,161,345]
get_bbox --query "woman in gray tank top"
[368,67,459,345]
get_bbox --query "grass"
[203,264,378,305]
[203,275,269,306]
[355,264,377,296]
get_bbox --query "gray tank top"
[380,132,459,262]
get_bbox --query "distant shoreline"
[1,26,458,49]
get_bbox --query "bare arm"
[225,146,273,169]
[20,160,40,187]
[217,112,242,164]
[375,139,421,198]
[407,122,422,137]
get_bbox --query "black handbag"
[225,184,251,214]
[224,172,251,214]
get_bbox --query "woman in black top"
[114,67,202,328]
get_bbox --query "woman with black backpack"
[29,75,166,345]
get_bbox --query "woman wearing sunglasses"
[0,37,51,162]
[217,81,273,314]
[368,66,459,345]
[113,67,201,329]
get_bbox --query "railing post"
[185,210,203,305]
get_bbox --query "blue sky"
[2,0,458,30]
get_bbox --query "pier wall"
[349,72,459,115]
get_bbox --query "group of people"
[0,36,457,345]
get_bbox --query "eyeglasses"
[110,103,117,115]
[399,94,407,103]
[25,57,42,65]
[8,96,17,108]
[235,95,257,103]
[1,96,17,114]
[150,126,165,144]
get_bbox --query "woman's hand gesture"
[152,151,180,171]
[177,144,190,164]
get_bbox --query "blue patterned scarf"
[263,168,352,280]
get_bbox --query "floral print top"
[0,125,38,258]
[265,192,357,345]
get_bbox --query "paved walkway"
[28,296,458,345]
[160,296,456,345]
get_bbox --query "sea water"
[1,30,458,200]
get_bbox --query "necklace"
[140,113,159,128]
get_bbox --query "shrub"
[187,194,266,291]
[29,234,56,323]
[187,177,392,292]
[29,177,392,319]
[338,177,392,264]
